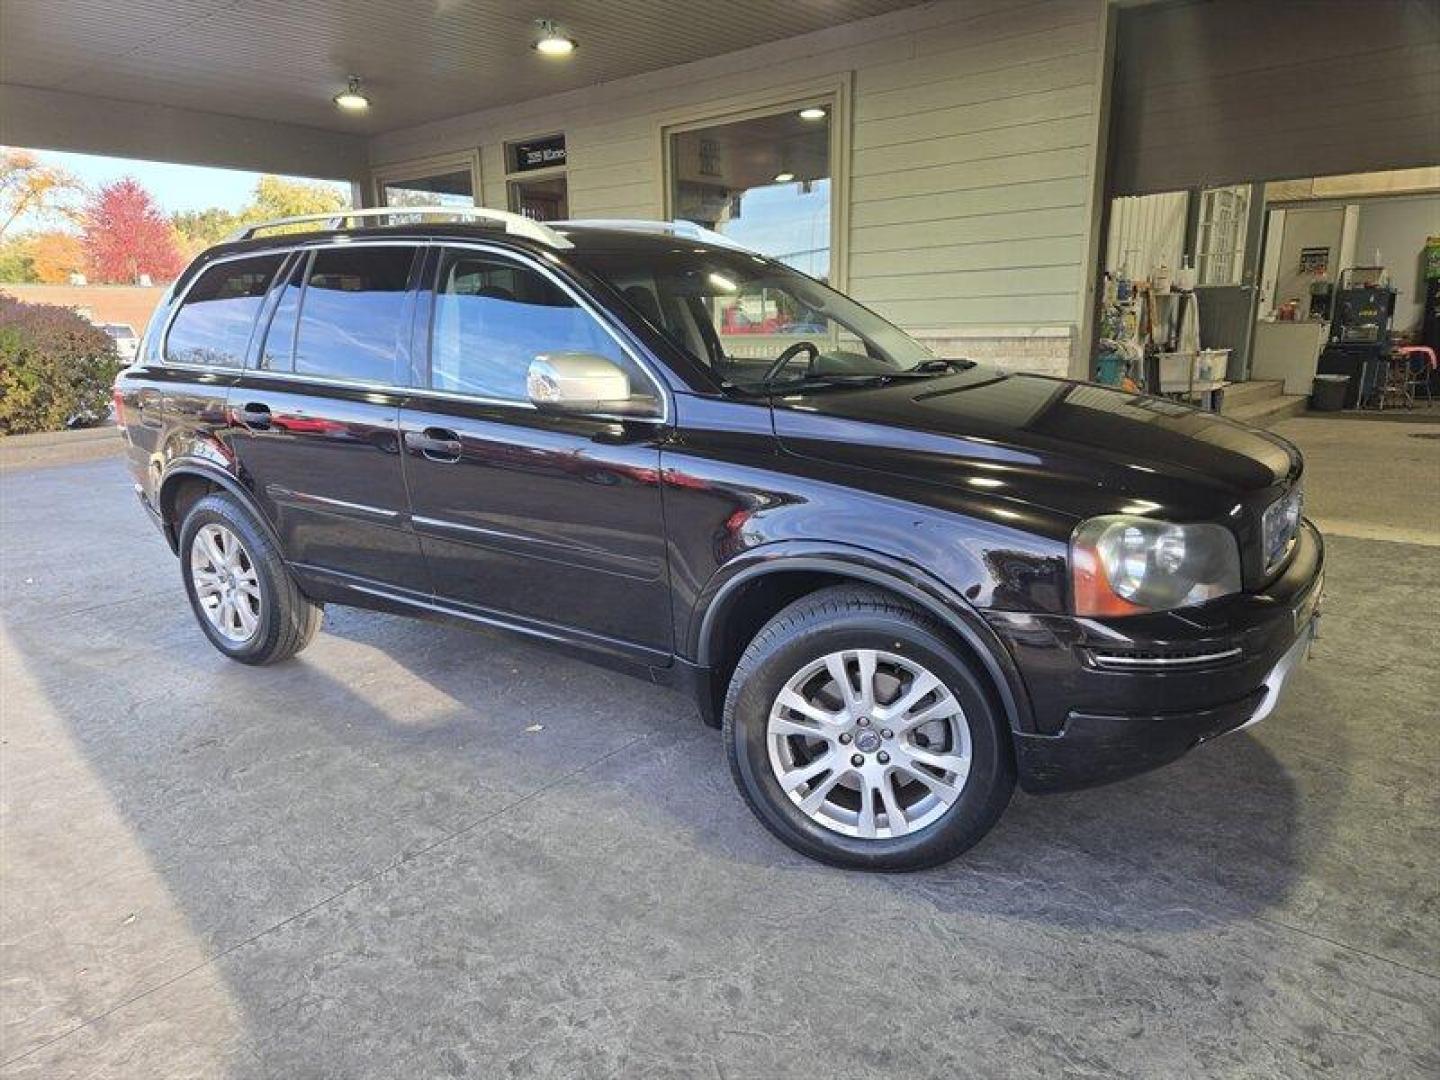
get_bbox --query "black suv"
[115,209,1323,870]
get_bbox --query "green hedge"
[0,293,123,435]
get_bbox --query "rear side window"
[293,246,417,384]
[429,251,634,402]
[165,254,284,367]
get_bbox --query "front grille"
[1262,484,1303,573]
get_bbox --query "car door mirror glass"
[527,352,655,416]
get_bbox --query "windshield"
[571,247,940,391]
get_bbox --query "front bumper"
[991,521,1324,793]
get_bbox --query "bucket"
[1311,374,1349,412]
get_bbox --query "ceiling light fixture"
[533,19,577,57]
[333,75,370,111]
[798,106,827,121]
[773,172,795,183]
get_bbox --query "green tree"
[171,206,241,256]
[0,235,37,283]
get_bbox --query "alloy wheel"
[190,523,261,643]
[766,648,971,839]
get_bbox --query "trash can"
[1311,374,1349,412]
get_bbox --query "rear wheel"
[723,586,1014,870]
[179,493,322,664]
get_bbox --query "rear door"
[398,245,672,657]
[123,253,284,499]
[228,242,428,591]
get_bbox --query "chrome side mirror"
[527,352,633,413]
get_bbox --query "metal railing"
[224,205,572,248]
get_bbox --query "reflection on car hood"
[770,370,1301,523]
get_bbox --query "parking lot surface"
[2,416,1437,1078]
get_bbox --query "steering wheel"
[761,341,821,385]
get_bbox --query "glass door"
[507,175,568,222]
[505,135,568,222]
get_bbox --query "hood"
[770,370,1301,525]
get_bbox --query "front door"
[399,246,671,659]
[228,243,428,592]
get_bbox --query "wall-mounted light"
[533,19,577,57]
[333,75,370,111]
[798,106,827,121]
[773,172,795,183]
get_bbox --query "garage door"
[1109,0,1440,196]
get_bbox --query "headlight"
[1071,515,1241,616]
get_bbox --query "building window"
[1196,184,1251,286]
[667,102,833,281]
[374,151,480,209]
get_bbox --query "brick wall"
[0,284,167,333]
[917,326,1074,379]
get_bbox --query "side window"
[165,254,284,367]
[293,246,417,384]
[430,251,647,405]
[257,253,308,372]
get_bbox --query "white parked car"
[100,323,139,362]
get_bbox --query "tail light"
[112,388,127,428]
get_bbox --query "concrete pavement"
[1,416,1437,1078]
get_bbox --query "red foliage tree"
[82,178,185,284]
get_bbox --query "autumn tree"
[82,178,185,284]
[28,230,86,283]
[0,149,82,238]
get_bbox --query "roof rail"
[556,218,757,253]
[224,205,573,249]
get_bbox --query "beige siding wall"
[369,0,1109,376]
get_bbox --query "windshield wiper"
[911,357,975,373]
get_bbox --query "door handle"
[407,427,463,462]
[237,402,272,430]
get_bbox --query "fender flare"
[155,459,279,553]
[688,542,1037,735]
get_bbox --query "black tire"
[722,586,1014,871]
[178,492,322,665]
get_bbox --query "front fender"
[687,540,1038,736]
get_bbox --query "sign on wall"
[510,135,567,173]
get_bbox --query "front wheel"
[722,587,1014,870]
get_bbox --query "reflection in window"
[294,247,416,384]
[258,255,307,372]
[430,253,629,402]
[165,254,284,367]
[381,167,474,210]
[670,105,831,279]
[573,248,932,388]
